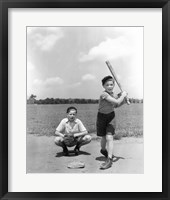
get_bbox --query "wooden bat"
[105,60,130,105]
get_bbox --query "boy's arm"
[114,93,126,108]
[73,120,88,138]
[74,130,88,138]
[55,130,64,137]
[55,119,65,137]
[105,91,127,106]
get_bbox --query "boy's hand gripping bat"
[105,60,130,105]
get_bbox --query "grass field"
[27,104,143,139]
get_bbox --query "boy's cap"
[102,75,114,85]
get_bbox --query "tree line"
[27,94,143,104]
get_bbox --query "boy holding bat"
[96,75,127,170]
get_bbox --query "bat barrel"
[105,61,122,91]
[105,60,130,105]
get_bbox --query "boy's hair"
[66,106,77,114]
[102,75,114,86]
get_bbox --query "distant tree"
[27,94,37,104]
[32,97,99,104]
[30,94,36,99]
[68,98,74,104]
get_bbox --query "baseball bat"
[105,60,130,105]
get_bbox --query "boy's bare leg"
[54,136,69,156]
[77,135,91,148]
[100,134,113,170]
[100,136,108,157]
[106,134,114,159]
[101,136,107,150]
[74,135,92,155]
[54,136,64,147]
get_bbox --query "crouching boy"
[54,106,92,156]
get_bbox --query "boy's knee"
[80,134,92,144]
[85,134,92,142]
[54,136,63,145]
[106,134,113,141]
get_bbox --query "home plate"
[67,160,85,169]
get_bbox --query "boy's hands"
[121,91,128,97]
[63,133,77,147]
[122,91,131,105]
[69,130,79,138]
[117,91,130,105]
[118,91,127,98]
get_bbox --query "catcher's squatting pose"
[96,75,127,170]
[54,106,92,156]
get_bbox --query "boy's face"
[103,79,115,93]
[67,109,77,122]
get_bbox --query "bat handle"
[125,97,130,105]
[120,91,130,105]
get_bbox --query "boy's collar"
[105,90,114,95]
[66,118,78,123]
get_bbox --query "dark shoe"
[74,146,80,156]
[63,146,69,156]
[100,149,108,158]
[100,157,112,170]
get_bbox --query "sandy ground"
[27,134,143,174]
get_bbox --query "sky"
[27,26,143,99]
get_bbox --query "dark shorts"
[96,111,116,137]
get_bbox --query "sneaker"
[100,157,112,170]
[63,146,69,156]
[74,146,80,156]
[100,149,108,158]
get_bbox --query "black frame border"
[0,0,169,199]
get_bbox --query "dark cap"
[102,75,114,85]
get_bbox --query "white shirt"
[56,118,87,135]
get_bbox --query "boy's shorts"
[96,111,116,137]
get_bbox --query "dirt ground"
[26,134,143,174]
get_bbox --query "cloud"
[68,82,81,88]
[33,79,42,85]
[28,27,63,51]
[27,27,62,34]
[45,27,62,32]
[82,74,96,81]
[44,77,64,86]
[27,61,34,70]
[79,36,135,62]
[33,76,64,87]
[33,33,62,51]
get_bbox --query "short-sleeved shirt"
[56,118,87,135]
[98,91,117,114]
